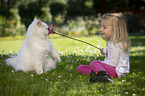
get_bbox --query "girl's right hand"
[100,48,105,55]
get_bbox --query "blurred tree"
[0,0,28,36]
[127,0,145,9]
[18,1,42,27]
[93,0,108,11]
[85,0,93,9]
[41,6,52,22]
[39,0,52,22]
[50,2,66,23]
[67,0,86,16]
[67,0,95,17]
[108,0,145,9]
[0,0,144,36]
[50,2,66,17]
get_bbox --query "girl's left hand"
[100,48,105,55]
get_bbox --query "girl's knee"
[78,65,88,71]
[78,65,82,71]
[90,60,98,66]
[78,65,84,69]
[78,65,92,74]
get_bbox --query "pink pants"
[78,60,118,78]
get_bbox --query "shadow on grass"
[131,38,145,47]
[130,34,145,47]
[0,54,145,95]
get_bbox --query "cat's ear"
[34,17,38,21]
[37,20,42,27]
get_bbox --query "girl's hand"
[100,48,105,55]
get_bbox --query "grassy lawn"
[0,35,145,96]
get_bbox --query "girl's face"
[100,19,113,41]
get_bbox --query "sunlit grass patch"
[0,36,106,55]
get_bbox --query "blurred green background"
[0,0,145,37]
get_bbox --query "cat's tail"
[5,55,17,68]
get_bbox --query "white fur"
[5,18,61,74]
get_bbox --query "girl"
[78,13,131,83]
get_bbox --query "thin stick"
[53,31,100,50]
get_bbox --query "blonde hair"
[102,13,131,52]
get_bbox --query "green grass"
[0,36,106,55]
[0,35,145,96]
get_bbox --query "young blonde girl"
[78,13,131,83]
